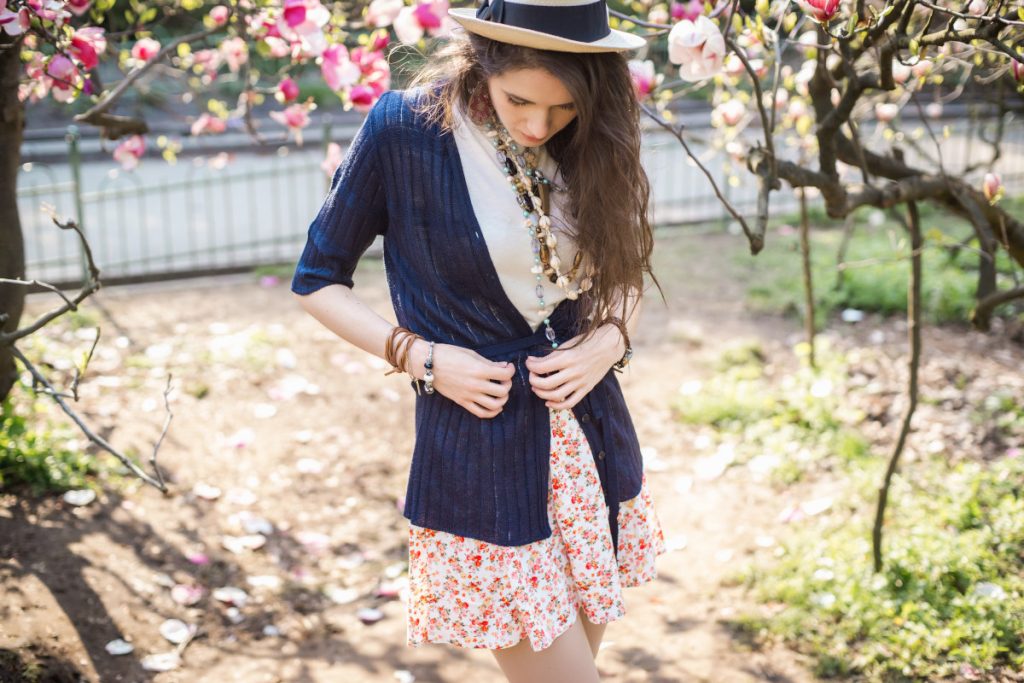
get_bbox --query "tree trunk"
[0,36,27,403]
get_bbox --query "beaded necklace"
[477,110,595,349]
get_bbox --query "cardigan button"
[597,450,605,460]
[580,413,591,424]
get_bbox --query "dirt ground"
[2,229,1021,682]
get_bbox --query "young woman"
[291,1,668,680]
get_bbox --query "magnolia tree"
[618,0,1024,570]
[0,0,441,486]
[2,0,1023,562]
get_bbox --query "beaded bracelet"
[423,341,436,394]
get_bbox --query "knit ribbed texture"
[291,86,644,553]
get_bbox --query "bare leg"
[577,606,608,659]
[490,612,601,683]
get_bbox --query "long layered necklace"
[479,111,595,349]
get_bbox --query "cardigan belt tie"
[409,323,625,558]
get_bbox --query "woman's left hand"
[524,324,624,410]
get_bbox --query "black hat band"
[475,0,612,44]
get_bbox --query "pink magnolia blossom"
[714,99,746,127]
[321,44,360,91]
[668,15,725,82]
[359,65,391,104]
[250,9,278,36]
[367,0,403,27]
[627,59,656,97]
[113,135,146,170]
[891,60,912,84]
[874,102,899,123]
[349,47,391,93]
[747,58,768,78]
[983,172,1003,203]
[191,48,224,74]
[190,113,227,136]
[368,28,390,51]
[0,6,31,35]
[69,27,106,70]
[276,0,329,47]
[18,81,46,103]
[219,36,249,73]
[1012,60,1024,83]
[796,0,840,22]
[393,0,453,44]
[925,102,943,119]
[787,98,809,120]
[349,83,379,112]
[19,51,46,94]
[278,76,300,102]
[393,6,424,43]
[262,36,291,58]
[321,141,343,178]
[26,0,70,24]
[722,53,745,77]
[647,5,669,24]
[45,54,79,102]
[66,0,91,15]
[131,37,161,63]
[911,59,933,79]
[670,0,703,21]
[209,5,229,25]
[19,52,49,102]
[413,2,441,28]
[283,0,308,27]
[270,102,314,144]
[764,87,788,111]
[966,0,986,16]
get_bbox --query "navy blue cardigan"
[290,86,645,556]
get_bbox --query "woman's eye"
[508,98,574,111]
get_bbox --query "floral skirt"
[405,406,667,652]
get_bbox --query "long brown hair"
[407,32,664,351]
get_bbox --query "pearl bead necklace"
[481,114,595,349]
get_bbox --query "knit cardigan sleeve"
[290,98,389,294]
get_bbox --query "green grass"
[673,336,874,485]
[0,389,101,494]
[729,454,1024,680]
[1,354,138,495]
[740,197,1024,328]
[679,338,1024,680]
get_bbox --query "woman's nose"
[524,113,550,139]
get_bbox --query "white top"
[451,104,581,333]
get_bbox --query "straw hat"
[448,0,647,53]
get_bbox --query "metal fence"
[16,114,1024,290]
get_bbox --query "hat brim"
[448,8,647,53]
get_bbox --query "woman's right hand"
[411,341,516,419]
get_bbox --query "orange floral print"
[406,407,667,652]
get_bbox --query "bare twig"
[0,213,100,346]
[872,197,923,573]
[10,345,170,491]
[639,102,763,252]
